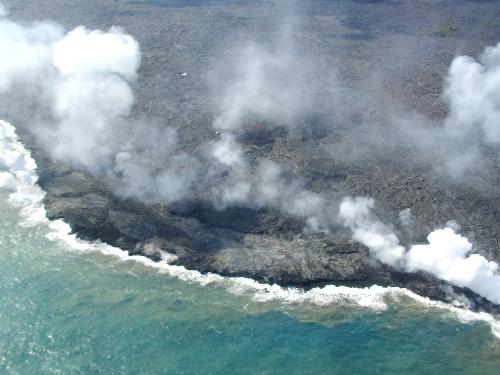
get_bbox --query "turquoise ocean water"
[0,116,499,375]
[1,190,500,374]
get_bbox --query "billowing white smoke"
[256,160,333,233]
[436,41,500,177]
[52,27,140,78]
[212,133,247,167]
[209,1,320,134]
[324,41,500,182]
[50,26,140,172]
[0,8,138,172]
[211,42,315,132]
[206,14,336,225]
[444,42,500,146]
[111,126,196,204]
[407,228,500,305]
[339,197,405,267]
[0,13,62,92]
[340,196,500,305]
[0,5,192,203]
[209,133,252,207]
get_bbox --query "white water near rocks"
[1,118,499,339]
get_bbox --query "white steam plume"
[427,41,500,182]
[256,160,333,233]
[0,13,61,92]
[208,1,327,133]
[42,26,140,173]
[211,42,316,131]
[421,42,500,178]
[48,26,140,172]
[444,42,500,146]
[206,7,337,222]
[407,228,500,305]
[111,125,196,204]
[324,41,500,184]
[0,11,138,172]
[0,6,192,203]
[340,196,500,305]
[339,197,406,268]
[52,26,140,79]
[209,133,252,207]
[398,208,413,228]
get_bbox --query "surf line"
[1,119,498,338]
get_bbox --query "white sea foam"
[0,120,47,226]
[1,119,499,338]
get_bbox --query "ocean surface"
[1,119,500,374]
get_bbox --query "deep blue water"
[1,192,499,374]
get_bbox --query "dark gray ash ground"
[2,0,500,312]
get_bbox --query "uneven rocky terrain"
[2,0,500,311]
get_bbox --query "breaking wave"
[1,118,498,338]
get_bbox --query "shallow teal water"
[0,192,499,374]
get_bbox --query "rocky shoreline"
[25,139,498,314]
[3,0,500,313]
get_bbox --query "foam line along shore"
[1,118,499,339]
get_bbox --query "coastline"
[2,118,500,340]
[1,0,499,314]
[21,129,498,315]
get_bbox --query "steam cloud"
[339,197,406,268]
[331,41,500,306]
[340,197,500,305]
[0,6,194,203]
[0,2,499,305]
[211,41,317,132]
[204,5,338,232]
[444,43,500,146]
[438,41,500,177]
[407,228,500,305]
[50,26,139,172]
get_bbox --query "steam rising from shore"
[206,6,337,230]
[339,197,405,268]
[1,117,499,340]
[210,41,317,132]
[0,2,499,305]
[0,6,195,202]
[340,197,500,305]
[439,41,500,176]
[444,43,500,146]
[50,26,139,172]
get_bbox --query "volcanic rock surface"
[2,0,500,312]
